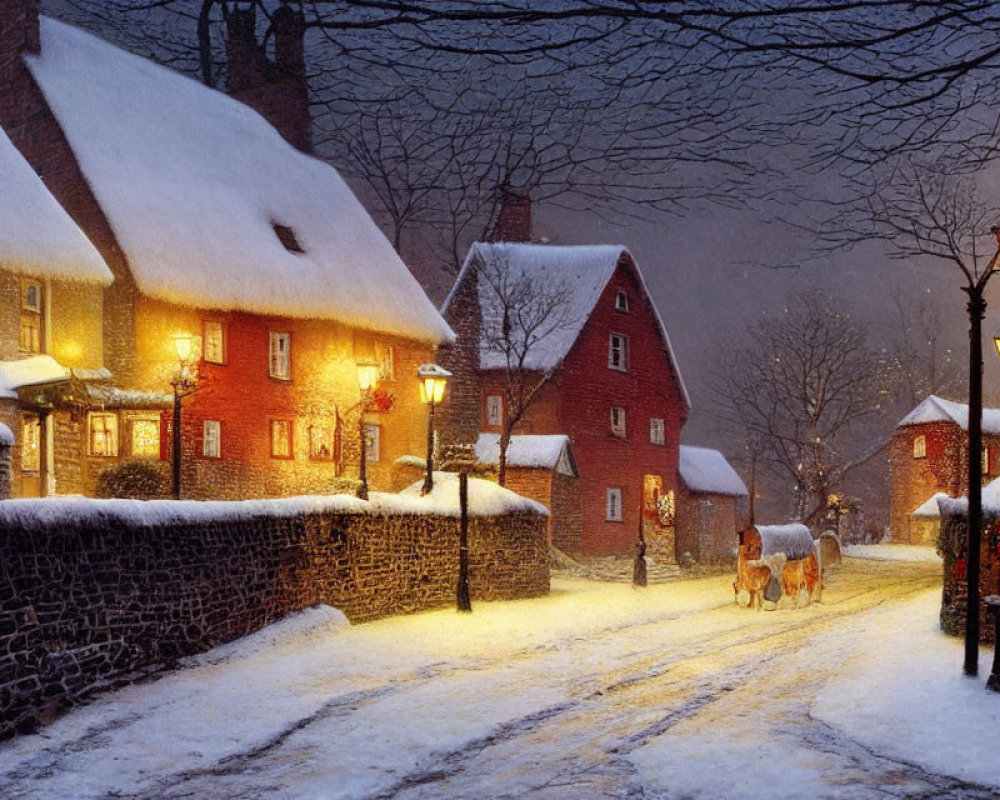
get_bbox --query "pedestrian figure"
[633,536,647,587]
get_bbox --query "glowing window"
[913,435,926,459]
[21,416,40,472]
[364,423,381,462]
[89,413,119,457]
[271,420,293,459]
[309,424,334,461]
[203,321,225,364]
[131,419,160,458]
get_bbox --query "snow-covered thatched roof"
[755,523,814,560]
[25,18,452,345]
[0,125,110,283]
[678,445,748,496]
[897,395,1000,435]
[475,433,578,476]
[443,242,689,407]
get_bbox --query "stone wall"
[0,501,548,739]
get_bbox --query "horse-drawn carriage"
[734,524,822,609]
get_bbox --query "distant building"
[675,445,749,564]
[0,2,452,498]
[889,395,1000,544]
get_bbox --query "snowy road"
[2,555,993,799]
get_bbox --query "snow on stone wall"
[0,498,548,739]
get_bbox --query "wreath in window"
[657,490,676,527]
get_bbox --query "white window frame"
[364,423,381,463]
[650,417,665,445]
[610,406,627,438]
[203,320,225,365]
[606,487,623,522]
[608,333,629,372]
[269,331,291,380]
[615,290,629,312]
[912,434,926,459]
[486,394,504,427]
[203,420,221,458]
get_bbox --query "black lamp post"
[356,361,379,500]
[169,332,196,500]
[418,363,451,495]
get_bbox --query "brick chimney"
[226,1,312,152]
[1,0,40,78]
[488,187,532,242]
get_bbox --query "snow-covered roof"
[0,125,110,283]
[0,423,13,447]
[475,433,578,476]
[755,523,814,560]
[25,17,452,345]
[937,475,1000,518]
[678,446,748,496]
[912,492,949,518]
[0,355,71,399]
[897,395,1000,435]
[399,472,549,516]
[443,242,689,407]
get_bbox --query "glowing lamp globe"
[172,332,194,363]
[417,363,451,405]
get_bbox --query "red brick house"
[675,445,749,564]
[440,229,691,557]
[889,395,1000,544]
[0,3,453,498]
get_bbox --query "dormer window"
[614,290,629,312]
[272,222,304,254]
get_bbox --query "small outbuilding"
[675,445,749,564]
[475,433,582,552]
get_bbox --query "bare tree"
[714,289,891,524]
[474,251,576,485]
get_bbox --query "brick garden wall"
[0,500,548,739]
[939,510,999,644]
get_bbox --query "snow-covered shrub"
[95,459,168,499]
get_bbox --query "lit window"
[203,420,221,458]
[19,278,42,353]
[985,448,992,475]
[606,487,623,522]
[375,341,395,381]
[131,418,160,458]
[269,331,291,380]
[485,394,503,427]
[309,424,334,460]
[203,321,225,364]
[21,416,40,472]
[650,418,665,445]
[912,434,926,459]
[271,419,293,459]
[608,333,628,371]
[611,406,627,438]
[364,423,381,462]
[89,412,119,457]
[615,290,629,312]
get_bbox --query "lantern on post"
[356,361,380,500]
[417,363,451,495]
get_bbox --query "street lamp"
[170,332,197,499]
[417,363,451,495]
[356,361,380,500]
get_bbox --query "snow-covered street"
[2,551,998,799]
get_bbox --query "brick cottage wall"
[675,490,740,565]
[0,502,548,739]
